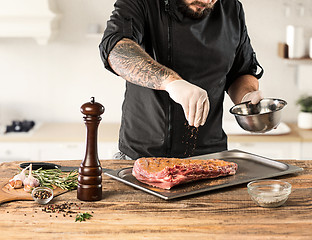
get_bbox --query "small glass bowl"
[31,187,54,205]
[247,179,291,208]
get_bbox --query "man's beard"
[176,0,214,20]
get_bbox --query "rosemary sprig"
[75,212,93,222]
[32,168,78,191]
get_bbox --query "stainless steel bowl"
[229,98,287,133]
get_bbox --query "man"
[99,0,263,160]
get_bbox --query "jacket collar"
[165,0,216,22]
[164,0,184,21]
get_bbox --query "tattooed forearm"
[108,38,180,90]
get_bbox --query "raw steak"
[132,157,238,189]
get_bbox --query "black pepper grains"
[12,202,93,222]
[41,202,87,220]
[182,123,199,157]
[33,189,52,200]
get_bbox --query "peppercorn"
[34,190,52,200]
[40,202,91,221]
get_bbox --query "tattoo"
[108,39,177,89]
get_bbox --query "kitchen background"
[0,0,312,161]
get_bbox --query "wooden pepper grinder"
[77,97,105,201]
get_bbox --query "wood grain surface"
[0,159,311,240]
[0,182,67,204]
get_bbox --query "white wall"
[224,0,312,122]
[0,0,312,125]
[0,0,124,124]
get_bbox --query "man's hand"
[165,80,209,127]
[241,90,263,104]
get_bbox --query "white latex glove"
[241,90,263,104]
[165,80,209,127]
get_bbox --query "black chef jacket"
[99,0,263,159]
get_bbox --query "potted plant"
[296,95,312,129]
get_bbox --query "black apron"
[99,0,263,159]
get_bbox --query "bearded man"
[99,0,264,160]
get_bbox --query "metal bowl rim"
[229,98,287,116]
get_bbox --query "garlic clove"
[24,185,32,193]
[23,164,40,192]
[10,166,29,184]
[9,166,30,189]
[9,179,23,189]
[18,167,28,182]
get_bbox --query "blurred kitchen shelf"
[0,0,60,45]
[283,58,312,65]
[277,43,312,65]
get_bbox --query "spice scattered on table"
[42,202,79,214]
[40,202,93,222]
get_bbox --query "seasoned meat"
[132,157,238,189]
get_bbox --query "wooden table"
[0,159,311,240]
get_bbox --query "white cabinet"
[0,140,306,162]
[300,142,312,160]
[0,0,60,44]
[228,141,301,160]
[0,142,39,162]
[0,123,120,162]
[0,141,118,162]
[38,142,85,161]
[37,142,118,161]
[98,142,119,160]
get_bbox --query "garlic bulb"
[23,164,40,192]
[9,166,29,189]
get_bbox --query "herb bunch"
[75,212,93,222]
[32,168,78,190]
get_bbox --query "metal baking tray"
[104,149,303,200]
